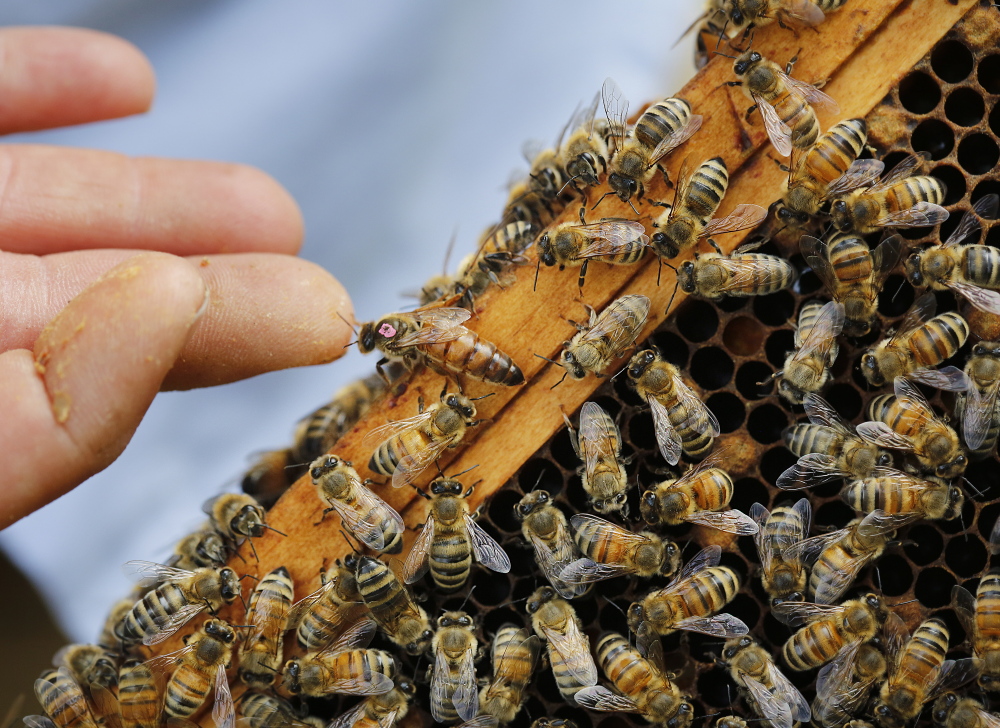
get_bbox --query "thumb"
[0,252,206,528]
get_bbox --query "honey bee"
[326,679,418,728]
[557,90,611,189]
[563,401,631,516]
[860,293,969,387]
[358,306,524,386]
[550,294,650,382]
[649,156,767,260]
[676,240,797,301]
[238,692,324,728]
[290,558,367,652]
[241,449,296,510]
[33,668,98,728]
[784,509,916,605]
[721,0,826,39]
[801,233,903,337]
[503,179,557,232]
[775,593,890,671]
[52,644,118,691]
[638,454,758,534]
[778,393,894,490]
[873,617,978,728]
[831,152,949,234]
[455,221,537,306]
[117,660,158,728]
[280,620,396,698]
[728,49,839,157]
[430,611,480,723]
[522,137,569,204]
[951,568,1000,690]
[932,694,1000,728]
[627,348,720,465]
[559,514,681,587]
[238,565,294,689]
[478,625,541,724]
[770,300,845,405]
[841,467,963,521]
[535,208,648,289]
[812,638,889,728]
[575,628,695,728]
[627,545,748,638]
[310,455,404,553]
[774,119,884,229]
[525,586,602,704]
[404,477,510,592]
[749,498,811,606]
[597,78,703,211]
[367,389,485,490]
[98,597,135,653]
[168,527,229,572]
[723,636,812,728]
[355,556,434,655]
[515,489,587,599]
[204,493,279,555]
[116,562,241,647]
[153,618,236,728]
[905,194,1000,314]
[956,340,1000,459]
[859,375,969,480]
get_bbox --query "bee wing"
[319,618,379,656]
[813,561,869,605]
[782,529,847,568]
[777,453,850,490]
[574,686,639,712]
[579,402,620,474]
[794,301,846,363]
[930,658,979,699]
[673,374,721,437]
[766,660,812,723]
[964,377,1000,450]
[741,673,794,728]
[453,646,479,722]
[559,557,633,585]
[22,719,56,728]
[943,200,990,248]
[89,684,121,728]
[802,393,854,434]
[750,503,776,574]
[402,518,434,584]
[246,583,285,643]
[800,236,841,295]
[571,90,602,140]
[970,708,1000,728]
[992,516,1000,555]
[882,612,910,675]
[327,702,369,728]
[346,487,405,553]
[672,613,749,638]
[521,139,546,166]
[142,644,198,676]
[529,534,584,599]
[288,578,338,628]
[784,0,826,25]
[814,641,871,725]
[392,438,451,490]
[142,603,206,646]
[601,77,629,148]
[328,674,395,696]
[855,421,915,450]
[771,601,845,628]
[949,281,1000,315]
[458,717,499,728]
[754,94,793,157]
[683,508,759,535]
[951,584,978,636]
[122,560,194,588]
[575,220,649,258]
[871,234,905,290]
[212,665,235,728]
[570,514,651,547]
[780,71,840,114]
[410,306,473,328]
[394,322,470,347]
[491,631,541,685]
[876,201,950,229]
[648,114,703,165]
[856,509,921,537]
[465,514,511,573]
[539,617,598,686]
[583,295,651,351]
[825,159,887,198]
[702,204,769,237]
[648,395,683,466]
[362,410,435,445]
[677,544,723,581]
[721,256,795,295]
[870,152,929,192]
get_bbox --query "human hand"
[0,27,353,528]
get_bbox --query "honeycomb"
[25,4,1000,728]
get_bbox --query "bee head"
[941,485,965,519]
[628,349,657,381]
[678,262,696,293]
[732,51,759,76]
[667,701,694,728]
[537,234,557,267]
[861,351,885,386]
[650,231,680,260]
[282,659,301,693]
[904,252,924,286]
[639,490,660,524]
[626,602,645,630]
[310,454,340,481]
[608,172,637,202]
[831,199,852,230]
[560,350,587,380]
[876,450,893,467]
[398,679,416,696]
[405,629,434,656]
[204,619,235,643]
[431,478,463,496]
[357,322,378,353]
[515,490,548,520]
[593,491,628,515]
[775,203,808,227]
[981,673,1000,690]
[932,694,959,725]
[527,586,556,613]
[233,504,267,538]
[772,592,804,609]
[219,568,240,602]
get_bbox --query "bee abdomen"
[815,0,848,9]
[911,312,969,368]
[680,567,740,616]
[635,98,692,149]
[730,254,797,295]
[814,119,867,182]
[35,671,96,728]
[963,246,1000,288]
[369,430,428,477]
[784,423,840,457]
[425,331,524,386]
[430,533,473,592]
[163,664,211,718]
[684,157,728,220]
[117,584,187,645]
[783,621,845,670]
[828,233,873,284]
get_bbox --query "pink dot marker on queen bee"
[379,323,397,337]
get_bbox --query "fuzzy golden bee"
[749,498,811,606]
[115,561,241,647]
[326,678,417,728]
[515,489,587,599]
[649,156,766,260]
[842,466,963,522]
[830,152,949,234]
[33,667,99,728]
[905,194,1000,314]
[169,527,229,572]
[355,556,434,656]
[404,477,510,593]
[550,294,650,382]
[860,293,969,387]
[627,348,720,464]
[563,401,631,516]
[775,593,891,671]
[720,0,827,39]
[723,635,812,728]
[557,90,611,190]
[536,208,648,289]
[813,639,888,728]
[358,306,524,387]
[728,49,839,157]
[769,300,845,405]
[238,692,324,728]
[52,644,118,691]
[367,389,485,489]
[801,233,903,337]
[281,620,396,698]
[627,545,748,638]
[525,586,602,705]
[310,455,404,553]
[676,240,797,302]
[559,514,681,587]
[479,625,541,724]
[289,557,367,653]
[238,565,294,689]
[952,568,1000,691]
[153,618,236,728]
[204,492,276,552]
[956,340,1000,459]
[932,694,1000,728]
[596,78,702,210]
[429,611,480,723]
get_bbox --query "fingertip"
[205,163,305,255]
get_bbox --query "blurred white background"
[0,0,700,641]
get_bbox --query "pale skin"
[0,27,355,528]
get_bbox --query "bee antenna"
[875,565,883,593]
[591,190,615,211]
[337,312,359,334]
[534,353,561,365]
[409,483,432,500]
[340,529,363,554]
[533,257,541,292]
[665,277,682,316]
[963,476,986,499]
[469,392,496,402]
[557,173,582,197]
[458,585,477,611]
[890,598,919,607]
[714,18,729,52]
[263,525,287,537]
[245,537,259,562]
[549,370,569,390]
[601,595,626,616]
[530,471,545,493]
[494,595,531,608]
[238,592,249,613]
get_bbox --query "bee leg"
[744,103,758,122]
[375,357,394,386]
[708,239,725,255]
[313,506,337,527]
[578,260,589,290]
[784,52,800,75]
